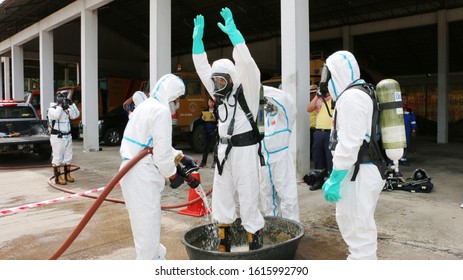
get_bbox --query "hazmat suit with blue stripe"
[323,51,385,260]
[259,86,300,222]
[119,74,185,260]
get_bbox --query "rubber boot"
[64,164,75,182]
[217,223,232,252]
[53,166,67,185]
[248,229,263,250]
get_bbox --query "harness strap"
[51,129,71,136]
[235,86,265,167]
[215,131,258,175]
[216,85,265,176]
[336,81,389,181]
[380,101,403,110]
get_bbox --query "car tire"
[104,127,122,146]
[190,123,206,153]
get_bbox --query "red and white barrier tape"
[0,184,120,216]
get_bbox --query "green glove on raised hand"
[192,14,205,54]
[217,7,245,46]
[322,169,348,203]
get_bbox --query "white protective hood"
[210,58,241,93]
[132,91,147,107]
[325,50,360,101]
[150,74,185,106]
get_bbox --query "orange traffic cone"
[178,172,210,217]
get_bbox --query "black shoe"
[309,180,324,191]
[199,163,206,168]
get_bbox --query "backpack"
[331,81,389,181]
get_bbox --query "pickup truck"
[0,100,52,160]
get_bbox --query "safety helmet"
[412,168,428,180]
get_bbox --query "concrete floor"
[0,136,462,260]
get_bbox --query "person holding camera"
[47,93,80,185]
[306,88,334,190]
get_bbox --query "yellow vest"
[315,99,334,130]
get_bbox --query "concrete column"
[149,0,171,91]
[281,0,310,179]
[64,68,70,86]
[81,8,100,152]
[76,62,80,85]
[40,30,54,120]
[12,45,24,100]
[3,57,11,99]
[437,10,449,144]
[343,25,353,51]
[0,59,3,99]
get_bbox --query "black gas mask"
[56,93,69,110]
[263,98,278,114]
[211,73,233,105]
[317,64,331,98]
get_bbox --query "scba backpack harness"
[214,85,265,175]
[330,81,389,181]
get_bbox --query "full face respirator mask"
[211,73,233,105]
[317,64,331,99]
[56,93,69,110]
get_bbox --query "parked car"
[99,105,129,146]
[80,105,129,146]
[0,100,51,160]
[24,89,41,119]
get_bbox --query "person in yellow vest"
[308,85,318,159]
[306,90,334,190]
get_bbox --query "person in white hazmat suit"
[119,74,199,260]
[321,50,385,260]
[132,90,148,107]
[192,8,265,252]
[259,86,300,222]
[47,94,80,185]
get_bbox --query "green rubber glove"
[322,169,348,203]
[192,14,205,54]
[217,7,245,46]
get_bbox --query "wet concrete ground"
[0,136,462,260]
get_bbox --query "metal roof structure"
[1,0,463,78]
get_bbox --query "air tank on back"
[376,79,406,171]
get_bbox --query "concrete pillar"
[343,25,353,51]
[81,8,100,152]
[64,68,70,86]
[149,0,171,91]
[437,10,449,144]
[12,45,24,100]
[76,62,80,85]
[281,0,310,179]
[40,30,54,120]
[0,59,3,99]
[3,57,11,99]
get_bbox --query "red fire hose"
[48,148,212,260]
